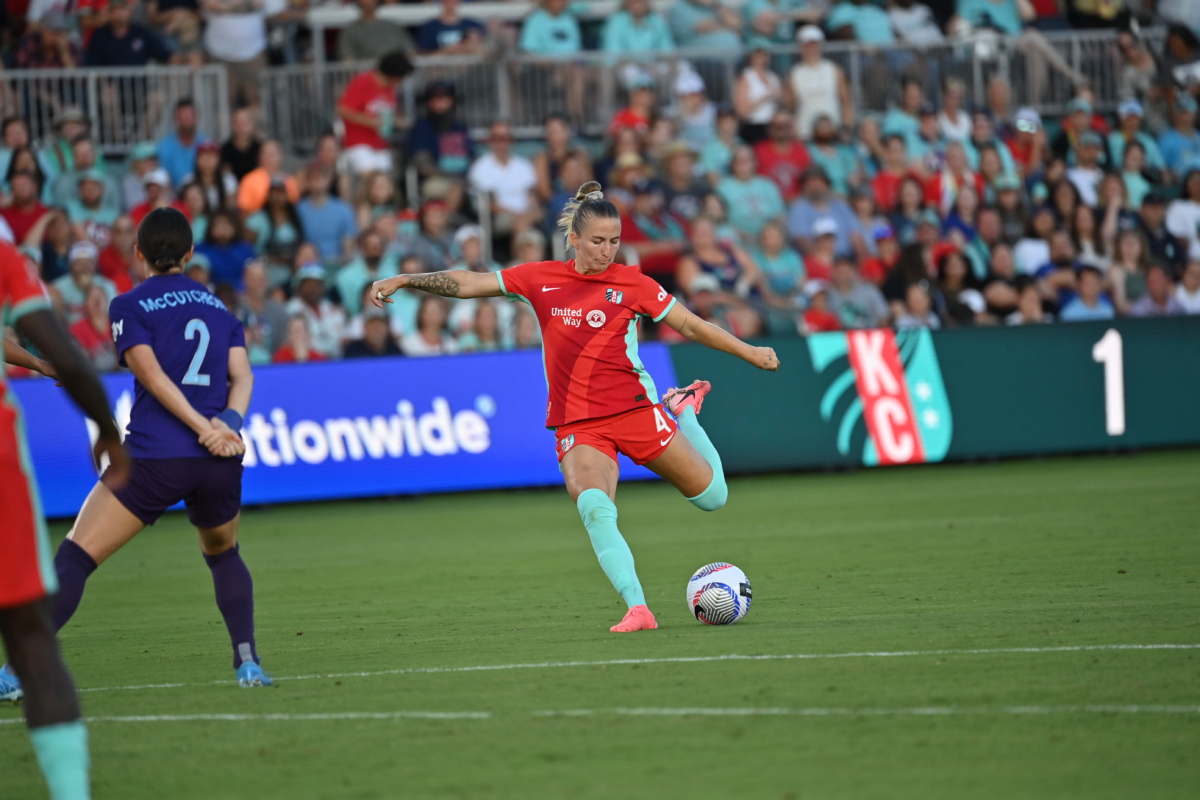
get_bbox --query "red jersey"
[98,245,135,294]
[754,140,811,202]
[1,202,47,244]
[131,201,190,228]
[497,259,675,428]
[339,71,397,151]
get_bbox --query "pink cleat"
[610,604,658,633]
[662,380,712,417]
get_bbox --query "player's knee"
[689,475,728,512]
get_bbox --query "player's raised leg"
[562,445,657,633]
[196,513,270,687]
[657,380,728,511]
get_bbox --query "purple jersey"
[110,274,245,459]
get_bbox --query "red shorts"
[555,404,679,466]
[0,403,54,609]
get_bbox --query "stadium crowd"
[2,0,1200,374]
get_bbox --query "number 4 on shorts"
[654,407,671,433]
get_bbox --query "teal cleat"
[0,664,23,703]
[236,661,273,687]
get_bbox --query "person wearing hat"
[53,138,119,213]
[784,25,852,140]
[1108,98,1165,175]
[120,141,160,210]
[602,0,676,56]
[406,80,474,182]
[657,140,706,221]
[130,167,190,227]
[1006,107,1044,175]
[670,70,717,153]
[828,255,889,328]
[1157,95,1200,182]
[1066,131,1105,207]
[788,164,862,258]
[801,278,841,332]
[667,0,742,50]
[36,105,90,187]
[49,240,118,326]
[1052,95,1111,167]
[337,50,414,175]
[285,263,346,359]
[65,169,119,242]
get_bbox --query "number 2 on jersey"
[182,318,211,386]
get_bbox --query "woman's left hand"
[750,346,779,371]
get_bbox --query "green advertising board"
[668,317,1200,473]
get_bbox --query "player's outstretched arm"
[15,308,130,485]
[124,344,242,457]
[370,270,503,306]
[661,303,779,372]
[3,335,56,379]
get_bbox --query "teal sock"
[30,720,90,800]
[678,407,728,511]
[576,488,646,608]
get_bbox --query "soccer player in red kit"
[371,181,779,632]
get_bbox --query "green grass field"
[3,450,1199,799]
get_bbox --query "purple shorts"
[106,457,243,528]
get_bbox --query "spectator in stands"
[751,219,805,301]
[297,166,357,266]
[147,0,204,66]
[1158,96,1200,183]
[1119,142,1151,209]
[926,141,983,216]
[352,171,395,230]
[670,70,717,154]
[339,0,414,61]
[184,141,236,211]
[285,263,345,358]
[676,216,765,336]
[337,230,397,317]
[402,295,458,356]
[716,144,785,241]
[238,139,298,214]
[520,0,581,55]
[68,283,118,371]
[202,0,267,110]
[609,75,657,137]
[1177,258,1200,313]
[220,107,261,183]
[157,98,206,189]
[809,114,863,198]
[1137,192,1184,272]
[894,281,940,329]
[890,0,944,45]
[417,0,486,55]
[407,82,475,183]
[800,280,839,332]
[40,108,91,183]
[97,215,138,293]
[2,171,48,245]
[533,113,592,205]
[117,141,155,210]
[620,179,687,283]
[468,121,541,239]
[829,255,889,328]
[934,248,986,325]
[50,240,117,325]
[457,301,508,353]
[659,141,708,221]
[246,180,303,279]
[732,47,781,146]
[53,139,119,212]
[1167,170,1200,253]
[84,0,170,66]
[1006,108,1044,176]
[28,209,69,281]
[965,112,1018,176]
[754,111,810,203]
[745,0,819,50]
[15,11,79,69]
[196,208,255,288]
[0,119,49,195]
[828,0,896,44]
[66,169,119,243]
[669,0,742,49]
[1003,278,1049,324]
[237,260,288,357]
[701,106,742,184]
[888,176,928,245]
[788,165,862,257]
[937,78,971,143]
[130,168,188,226]
[273,314,324,363]
[344,307,402,359]
[337,50,413,176]
[1058,264,1114,321]
[786,27,852,141]
[872,135,911,213]
[508,228,548,267]
[1052,97,1111,167]
[1129,263,1187,317]
[602,0,675,55]
[1108,99,1164,180]
[412,199,459,271]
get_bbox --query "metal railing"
[0,65,229,156]
[257,28,1160,154]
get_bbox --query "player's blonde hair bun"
[558,181,618,247]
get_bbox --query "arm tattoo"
[407,272,462,298]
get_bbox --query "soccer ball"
[686,563,752,625]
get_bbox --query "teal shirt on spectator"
[65,200,118,228]
[751,246,806,294]
[827,1,896,43]
[808,144,861,197]
[955,0,1022,35]
[716,175,786,238]
[669,0,743,49]
[1107,131,1165,171]
[519,9,582,55]
[701,137,742,177]
[336,254,401,315]
[602,11,675,53]
[882,109,919,141]
[1123,170,1150,209]
[742,0,804,48]
[965,137,1017,176]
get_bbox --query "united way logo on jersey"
[807,329,952,466]
[605,288,624,305]
[586,310,606,328]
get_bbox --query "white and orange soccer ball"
[686,563,752,625]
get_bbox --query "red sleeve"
[924,174,940,206]
[339,73,370,113]
[497,260,548,302]
[0,241,49,322]
[632,271,675,322]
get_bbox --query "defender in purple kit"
[53,207,271,687]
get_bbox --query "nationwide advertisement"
[13,345,679,518]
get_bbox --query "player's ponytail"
[137,207,194,274]
[557,181,619,248]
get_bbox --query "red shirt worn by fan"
[497,259,675,428]
[339,71,398,151]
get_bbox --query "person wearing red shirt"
[608,78,656,136]
[871,134,914,213]
[802,280,841,332]
[1006,108,1045,176]
[272,315,326,363]
[370,181,779,633]
[97,215,139,294]
[337,50,414,176]
[130,168,190,227]
[68,283,118,370]
[619,180,688,285]
[1,171,47,244]
[753,111,811,203]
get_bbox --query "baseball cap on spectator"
[292,263,326,289]
[1014,107,1041,133]
[197,141,221,155]
[421,175,453,202]
[420,197,447,215]
[674,71,705,97]
[131,141,158,162]
[872,222,895,241]
[918,209,941,228]
[1177,95,1198,114]
[689,273,721,293]
[423,81,455,102]
[188,252,211,270]
[1067,97,1092,115]
[804,278,831,297]
[661,140,695,161]
[1143,191,1166,206]
[812,217,839,238]
[1118,99,1144,119]
[454,224,484,245]
[76,168,107,186]
[54,106,90,132]
[797,25,825,44]
[1078,131,1103,149]
[69,241,99,263]
[142,168,171,188]
[994,173,1022,192]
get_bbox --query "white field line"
[72,642,1200,694]
[3,706,1198,727]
